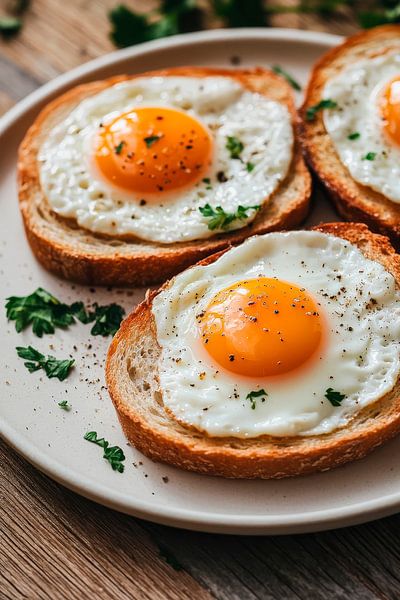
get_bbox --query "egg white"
[152,231,400,438]
[38,76,293,244]
[323,51,400,203]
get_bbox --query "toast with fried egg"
[106,222,400,479]
[18,67,311,287]
[300,26,400,248]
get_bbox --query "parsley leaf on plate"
[84,431,125,472]
[6,288,75,337]
[199,203,260,230]
[71,302,125,337]
[6,288,125,337]
[58,400,72,411]
[16,346,75,381]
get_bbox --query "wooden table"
[2,3,399,599]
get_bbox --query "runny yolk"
[94,107,213,195]
[381,76,400,147]
[198,278,324,378]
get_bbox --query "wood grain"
[1,2,399,599]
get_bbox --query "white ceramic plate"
[2,28,400,535]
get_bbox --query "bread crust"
[299,25,400,249]
[106,222,400,479]
[18,67,311,287]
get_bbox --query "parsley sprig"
[6,288,125,337]
[70,302,125,337]
[84,431,125,473]
[199,203,260,230]
[306,99,338,121]
[109,1,203,48]
[325,387,346,407]
[246,389,268,410]
[6,288,75,337]
[272,65,301,91]
[58,400,72,411]
[226,136,244,160]
[16,346,75,381]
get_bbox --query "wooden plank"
[0,440,213,600]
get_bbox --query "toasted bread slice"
[299,26,400,249]
[106,223,400,479]
[18,67,311,287]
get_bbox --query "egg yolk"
[199,278,324,378]
[381,76,400,147]
[94,107,213,195]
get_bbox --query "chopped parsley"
[58,400,71,411]
[306,99,338,121]
[348,132,361,140]
[16,346,74,381]
[246,162,255,172]
[272,65,301,91]
[325,387,346,407]
[0,16,22,36]
[226,136,244,159]
[6,288,75,337]
[143,134,162,148]
[84,431,125,472]
[114,141,125,155]
[246,389,268,410]
[70,302,125,337]
[199,203,261,230]
[6,288,125,337]
[109,2,202,49]
[363,152,377,161]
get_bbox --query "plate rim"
[5,27,397,535]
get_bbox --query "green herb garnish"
[6,288,75,337]
[0,17,22,36]
[84,431,125,472]
[109,2,203,49]
[199,203,260,230]
[144,134,162,148]
[70,302,125,337]
[363,152,377,161]
[6,288,125,337]
[348,132,360,140]
[213,0,266,27]
[306,99,338,121]
[246,162,255,173]
[272,65,301,91]
[226,136,244,159]
[114,141,125,155]
[16,346,74,381]
[246,389,268,410]
[325,387,346,407]
[58,400,71,411]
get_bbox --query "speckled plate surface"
[2,28,400,535]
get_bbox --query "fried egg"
[38,76,293,244]
[152,231,400,438]
[323,52,400,202]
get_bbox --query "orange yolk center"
[199,278,324,378]
[94,107,213,195]
[381,76,400,147]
